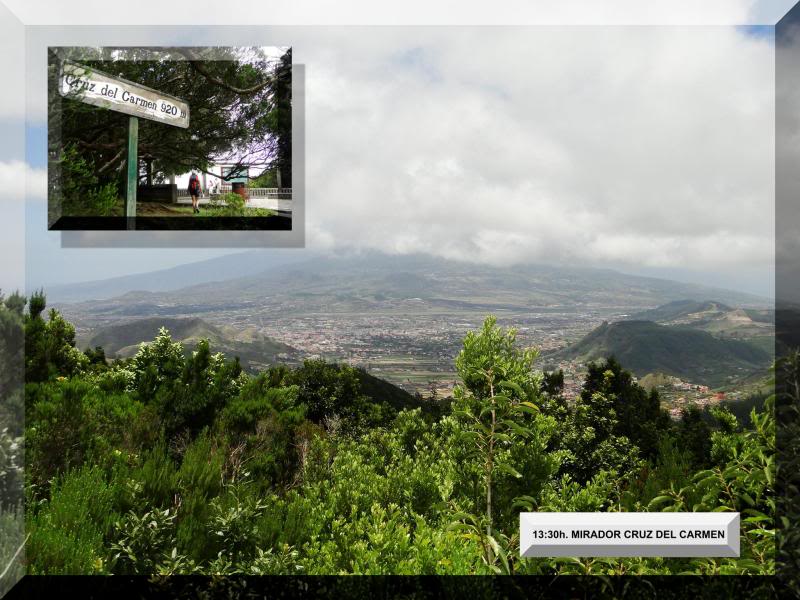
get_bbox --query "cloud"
[0,160,48,204]
[0,160,45,292]
[298,27,775,276]
[16,24,776,297]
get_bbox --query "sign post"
[58,60,190,227]
[126,116,138,227]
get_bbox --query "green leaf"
[496,462,522,478]
[647,495,673,509]
[515,402,540,415]
[499,381,524,397]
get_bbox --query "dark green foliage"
[777,349,800,593]
[703,391,768,428]
[266,47,292,187]
[27,466,120,574]
[282,358,395,428]
[83,345,107,367]
[676,405,713,468]
[25,379,144,488]
[542,356,673,489]
[130,331,242,438]
[250,168,278,188]
[56,143,120,216]
[159,339,242,438]
[580,357,671,461]
[540,368,564,398]
[354,367,425,413]
[24,291,87,383]
[135,443,178,509]
[174,434,225,561]
[22,305,777,576]
[220,377,304,487]
[553,320,771,387]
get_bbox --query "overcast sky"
[0,9,784,298]
[300,26,775,297]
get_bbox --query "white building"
[173,163,252,194]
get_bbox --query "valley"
[55,252,774,403]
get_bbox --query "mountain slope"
[549,320,772,387]
[46,250,311,303]
[57,252,770,321]
[354,368,424,413]
[82,316,301,370]
[629,300,733,324]
[628,299,774,339]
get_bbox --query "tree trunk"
[486,378,496,538]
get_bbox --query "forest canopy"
[4,293,779,583]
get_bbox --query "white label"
[520,512,740,557]
[59,60,190,129]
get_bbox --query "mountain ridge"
[82,316,301,371]
[548,319,772,387]
[53,252,771,311]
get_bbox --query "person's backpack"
[188,174,199,194]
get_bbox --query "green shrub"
[109,508,182,574]
[57,144,121,217]
[27,466,118,574]
[174,434,224,561]
[205,192,275,217]
[207,482,269,562]
[26,380,145,488]
[135,443,178,509]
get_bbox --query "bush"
[57,144,121,217]
[27,466,118,574]
[135,443,178,509]
[109,508,182,574]
[26,380,145,488]
[174,434,225,561]
[206,192,274,217]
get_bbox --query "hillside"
[628,299,774,340]
[629,300,733,324]
[82,317,301,371]
[55,257,772,395]
[58,253,770,322]
[45,250,310,303]
[549,320,772,387]
[353,368,424,413]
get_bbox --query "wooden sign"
[59,60,190,128]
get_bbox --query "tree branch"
[96,146,127,175]
[177,49,274,94]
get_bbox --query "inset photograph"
[48,46,293,230]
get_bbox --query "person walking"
[188,171,202,214]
